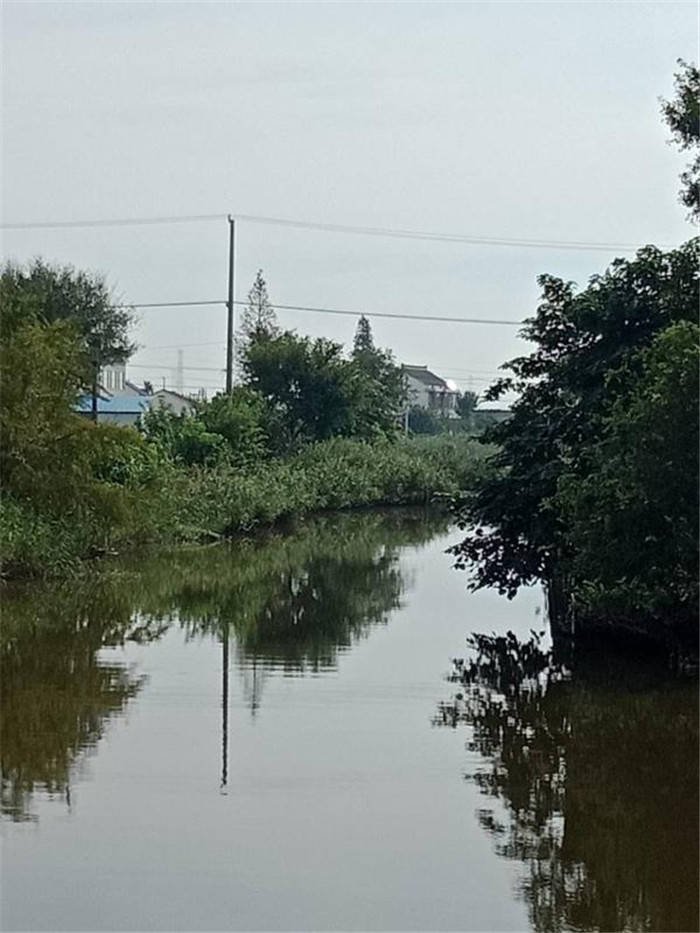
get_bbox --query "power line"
[128,359,501,383]
[141,340,224,350]
[232,213,655,253]
[1,213,224,230]
[125,297,524,327]
[128,362,224,373]
[128,300,224,309]
[270,301,523,327]
[0,209,665,252]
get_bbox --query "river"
[1,509,697,931]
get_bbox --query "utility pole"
[220,620,229,794]
[225,215,236,394]
[91,361,99,424]
[176,349,184,393]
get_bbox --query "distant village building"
[79,363,198,425]
[76,394,149,426]
[99,362,127,394]
[149,389,196,417]
[401,364,459,416]
[99,362,145,398]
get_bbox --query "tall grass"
[0,435,490,580]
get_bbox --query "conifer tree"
[352,315,375,357]
[241,270,279,342]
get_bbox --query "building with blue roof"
[76,395,149,426]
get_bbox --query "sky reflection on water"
[2,509,696,931]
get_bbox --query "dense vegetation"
[661,59,700,220]
[449,64,699,651]
[450,239,698,647]
[0,265,487,579]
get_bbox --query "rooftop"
[401,364,450,390]
[76,396,149,414]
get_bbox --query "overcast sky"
[2,1,696,397]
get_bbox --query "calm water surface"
[2,510,697,931]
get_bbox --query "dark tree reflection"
[132,509,444,675]
[434,631,699,933]
[2,508,446,819]
[1,582,158,822]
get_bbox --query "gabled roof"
[401,364,450,390]
[151,388,196,404]
[124,380,148,396]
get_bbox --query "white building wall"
[100,362,126,393]
[149,390,195,416]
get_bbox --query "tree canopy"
[449,238,699,636]
[240,269,279,343]
[238,314,405,446]
[350,316,406,437]
[661,59,700,220]
[0,259,134,369]
[242,332,360,444]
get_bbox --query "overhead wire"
[123,298,524,327]
[0,209,666,252]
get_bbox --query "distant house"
[76,394,149,427]
[148,389,196,417]
[97,362,145,397]
[84,362,197,423]
[402,364,459,416]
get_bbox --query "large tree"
[661,59,700,221]
[350,315,406,437]
[0,320,88,499]
[449,239,699,616]
[0,260,134,419]
[242,332,359,445]
[455,390,479,424]
[555,320,699,625]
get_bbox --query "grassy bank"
[0,435,489,580]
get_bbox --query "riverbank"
[0,435,490,581]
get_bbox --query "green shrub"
[1,435,487,580]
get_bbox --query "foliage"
[240,315,404,446]
[661,59,700,220]
[1,435,487,579]
[350,315,406,437]
[0,271,165,578]
[239,269,279,343]
[196,389,271,463]
[242,331,360,444]
[139,389,271,466]
[139,403,227,467]
[407,405,444,435]
[555,321,699,626]
[0,254,489,582]
[352,314,374,356]
[0,259,134,371]
[0,320,88,498]
[449,239,699,625]
[168,435,489,540]
[455,389,479,421]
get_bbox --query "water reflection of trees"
[434,632,699,933]
[126,509,445,673]
[2,508,446,820]
[1,584,159,822]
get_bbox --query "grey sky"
[2,1,696,397]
